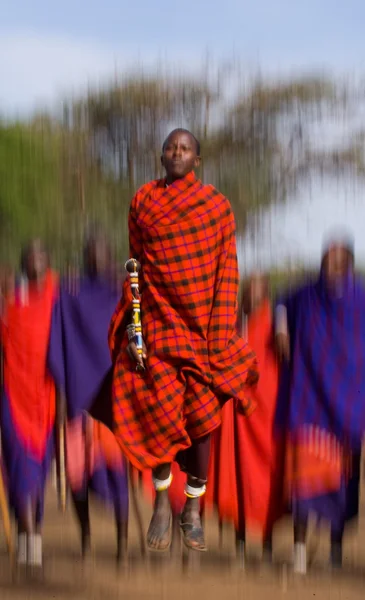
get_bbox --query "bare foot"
[262,539,273,564]
[81,527,91,558]
[180,498,206,552]
[330,542,342,569]
[147,491,172,551]
[116,520,128,563]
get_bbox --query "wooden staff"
[128,465,146,557]
[0,463,13,564]
[125,259,144,371]
[0,345,14,566]
[58,423,67,512]
[56,392,67,513]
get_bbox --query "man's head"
[322,243,354,287]
[321,230,354,287]
[161,129,201,183]
[242,272,269,315]
[20,239,49,281]
[84,232,111,277]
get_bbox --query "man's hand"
[276,333,290,362]
[126,339,147,369]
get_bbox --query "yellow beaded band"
[152,473,173,492]
[184,484,207,498]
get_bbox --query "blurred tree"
[0,67,363,270]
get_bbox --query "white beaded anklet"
[184,483,207,498]
[152,473,173,492]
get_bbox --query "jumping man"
[109,128,258,552]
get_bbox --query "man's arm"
[275,304,288,335]
[275,303,290,362]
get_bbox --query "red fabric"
[66,415,125,492]
[204,400,239,524]
[205,300,284,539]
[285,432,344,501]
[285,431,350,501]
[1,271,58,461]
[109,171,258,471]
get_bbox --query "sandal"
[180,518,207,552]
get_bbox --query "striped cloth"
[109,170,258,471]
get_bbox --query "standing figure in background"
[206,273,283,563]
[48,233,129,561]
[0,239,58,568]
[275,235,365,574]
[109,128,258,553]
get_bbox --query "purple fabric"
[275,270,365,530]
[276,272,365,451]
[48,276,121,419]
[47,276,128,514]
[1,389,54,524]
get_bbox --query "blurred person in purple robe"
[275,231,365,575]
[48,232,128,561]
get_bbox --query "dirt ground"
[1,481,365,600]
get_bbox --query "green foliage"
[0,123,62,264]
[0,68,362,270]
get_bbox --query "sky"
[1,0,365,269]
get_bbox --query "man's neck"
[247,297,268,317]
[25,273,46,295]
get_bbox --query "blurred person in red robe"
[206,273,284,562]
[0,240,58,569]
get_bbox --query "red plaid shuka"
[109,171,258,471]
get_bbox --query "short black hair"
[162,129,201,155]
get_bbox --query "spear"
[0,344,14,567]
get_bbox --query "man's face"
[242,275,268,314]
[323,245,353,286]
[86,237,110,275]
[25,240,48,281]
[161,131,201,181]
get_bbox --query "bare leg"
[17,501,33,566]
[330,529,343,568]
[147,463,172,551]
[294,522,307,544]
[179,435,211,552]
[180,476,206,551]
[18,496,43,568]
[235,530,246,568]
[71,492,91,557]
[116,513,128,562]
[263,534,273,563]
[218,518,223,549]
[18,500,34,536]
[294,521,307,574]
